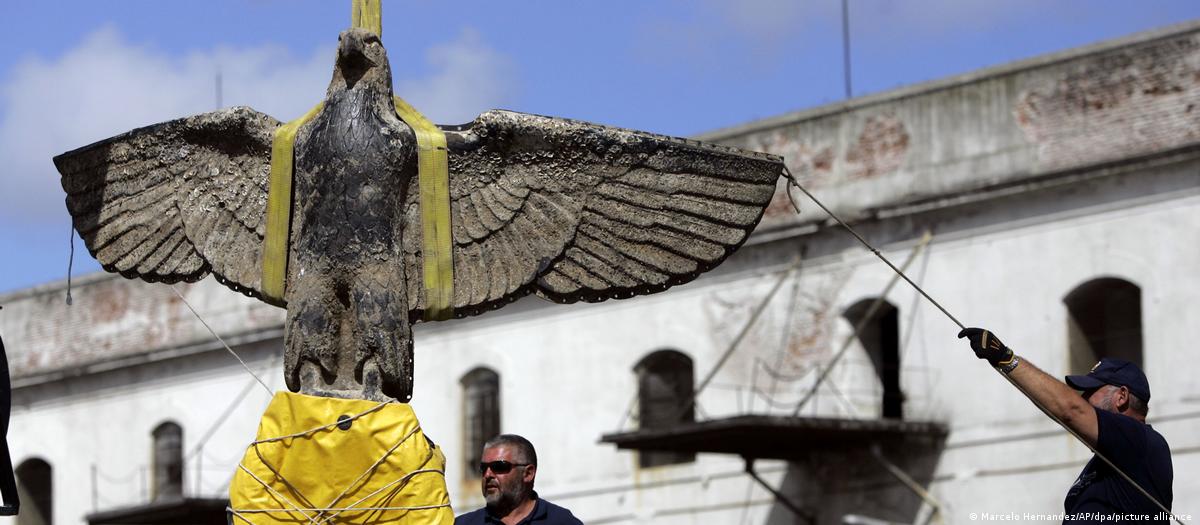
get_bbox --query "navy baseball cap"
[1065,358,1151,402]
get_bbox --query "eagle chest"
[294,90,415,264]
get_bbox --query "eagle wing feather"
[404,110,782,319]
[54,107,281,302]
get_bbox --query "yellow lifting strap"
[351,0,383,37]
[262,102,324,304]
[260,0,455,320]
[393,96,455,321]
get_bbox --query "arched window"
[461,367,500,479]
[152,421,184,500]
[635,350,695,468]
[15,458,51,525]
[844,299,903,420]
[1065,277,1143,374]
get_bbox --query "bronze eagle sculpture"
[53,28,783,402]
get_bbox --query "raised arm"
[959,328,1099,445]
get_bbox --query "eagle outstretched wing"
[54,106,780,317]
[405,110,782,319]
[53,107,280,300]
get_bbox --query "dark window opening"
[152,421,184,501]
[635,350,695,468]
[1065,277,1143,374]
[16,458,52,525]
[461,368,500,479]
[844,299,903,420]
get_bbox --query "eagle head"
[331,27,392,93]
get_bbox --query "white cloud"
[0,26,330,224]
[708,0,819,46]
[0,26,516,224]
[630,0,829,72]
[634,0,1076,69]
[396,28,517,125]
[852,0,1050,37]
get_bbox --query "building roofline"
[696,18,1200,142]
[0,269,116,304]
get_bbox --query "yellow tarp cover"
[230,392,454,524]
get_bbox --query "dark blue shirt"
[455,493,583,525]
[1063,407,1173,523]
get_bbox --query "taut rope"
[780,166,1180,523]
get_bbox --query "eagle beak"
[338,49,369,88]
[338,41,373,89]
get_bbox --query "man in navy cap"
[959,328,1172,521]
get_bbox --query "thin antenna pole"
[842,0,853,99]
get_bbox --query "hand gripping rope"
[780,166,1181,524]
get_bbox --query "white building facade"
[3,20,1200,524]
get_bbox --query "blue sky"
[2,1,1199,294]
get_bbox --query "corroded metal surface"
[53,28,783,401]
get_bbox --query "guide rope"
[781,168,963,331]
[170,286,274,396]
[65,220,75,305]
[660,257,803,426]
[780,166,1180,523]
[791,231,932,416]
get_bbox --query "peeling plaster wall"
[711,21,1200,231]
[0,275,283,382]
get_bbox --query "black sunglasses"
[479,460,530,475]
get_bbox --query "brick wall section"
[0,275,283,379]
[1015,34,1200,172]
[704,21,1200,229]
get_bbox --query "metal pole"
[91,464,98,511]
[870,445,943,524]
[674,257,802,423]
[743,458,814,524]
[792,231,932,415]
[196,446,203,496]
[842,0,853,99]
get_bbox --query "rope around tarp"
[779,166,1182,524]
[232,4,458,522]
[229,399,450,524]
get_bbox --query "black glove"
[958,327,1014,367]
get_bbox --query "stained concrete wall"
[706,19,1200,234]
[4,19,1200,525]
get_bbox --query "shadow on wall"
[762,433,946,525]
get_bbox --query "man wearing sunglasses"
[455,434,582,524]
[959,328,1173,522]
